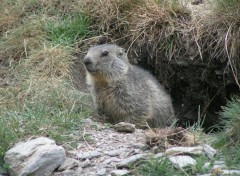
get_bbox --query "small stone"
[117,153,149,168]
[60,170,78,176]
[203,162,211,169]
[113,122,135,133]
[214,160,225,165]
[111,169,130,176]
[58,158,79,171]
[103,157,121,164]
[154,153,164,159]
[169,155,197,168]
[197,174,211,176]
[132,143,147,149]
[212,160,226,170]
[203,144,216,159]
[222,170,240,175]
[76,167,83,174]
[79,159,91,168]
[165,146,204,156]
[97,168,107,175]
[104,148,126,156]
[77,151,101,159]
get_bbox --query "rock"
[169,155,197,168]
[222,170,240,175]
[197,174,211,176]
[79,159,91,168]
[61,170,78,176]
[111,169,130,176]
[97,168,107,175]
[104,148,126,156]
[103,157,121,164]
[76,167,83,174]
[203,162,211,169]
[4,137,65,176]
[113,122,135,133]
[58,158,79,171]
[212,160,226,170]
[154,153,164,159]
[77,151,101,159]
[117,153,149,168]
[165,146,204,156]
[203,144,216,159]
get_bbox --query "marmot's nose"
[83,56,92,65]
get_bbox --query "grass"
[45,13,92,46]
[0,78,93,163]
[133,155,210,176]
[0,0,94,166]
[212,96,240,170]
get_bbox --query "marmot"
[83,44,175,128]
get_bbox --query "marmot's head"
[83,44,129,76]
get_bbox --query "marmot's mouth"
[85,64,96,73]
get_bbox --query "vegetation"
[0,0,93,164]
[213,97,240,169]
[132,155,209,176]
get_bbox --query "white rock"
[203,162,211,169]
[103,157,121,164]
[103,148,126,156]
[111,169,130,176]
[165,146,204,156]
[4,137,65,176]
[154,153,164,159]
[79,158,91,168]
[97,168,107,175]
[169,155,197,168]
[113,122,135,133]
[222,170,240,175]
[59,170,78,176]
[58,158,79,171]
[203,144,216,159]
[76,167,83,174]
[77,151,101,159]
[117,153,149,168]
[212,160,226,170]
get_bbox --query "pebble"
[117,153,149,168]
[97,168,107,175]
[77,151,102,159]
[203,144,217,159]
[169,155,197,168]
[154,153,165,159]
[58,158,79,171]
[79,159,91,168]
[222,170,240,175]
[166,146,204,156]
[111,169,130,176]
[113,122,136,133]
[103,148,126,156]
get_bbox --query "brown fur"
[83,44,175,128]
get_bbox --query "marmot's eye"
[102,50,108,56]
[119,52,123,56]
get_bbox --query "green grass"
[133,158,180,176]
[132,154,211,176]
[212,96,240,170]
[0,79,93,164]
[45,13,92,46]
